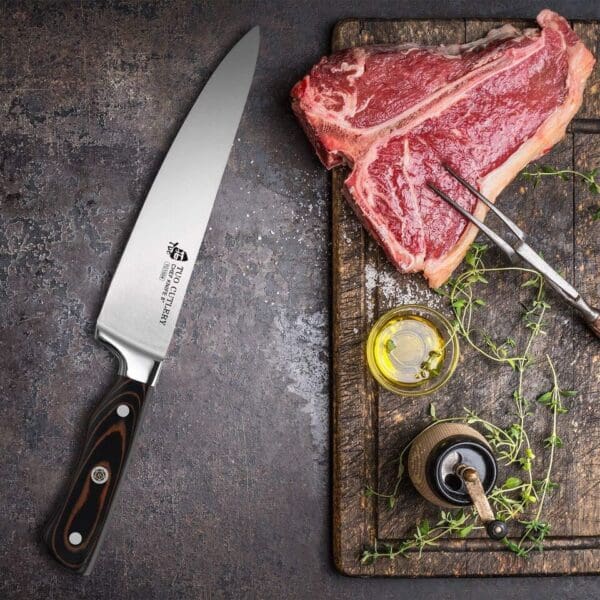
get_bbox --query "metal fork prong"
[442,164,526,240]
[427,182,518,263]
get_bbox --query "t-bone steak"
[291,10,595,287]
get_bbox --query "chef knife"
[44,27,260,574]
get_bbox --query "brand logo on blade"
[167,242,188,261]
[159,244,187,326]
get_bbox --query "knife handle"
[44,376,149,574]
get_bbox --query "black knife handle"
[44,376,149,574]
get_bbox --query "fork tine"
[426,182,518,263]
[442,164,526,240]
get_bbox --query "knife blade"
[44,27,260,574]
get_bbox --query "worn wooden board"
[332,19,600,577]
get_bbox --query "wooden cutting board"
[332,18,600,577]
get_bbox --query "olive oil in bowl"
[366,305,459,396]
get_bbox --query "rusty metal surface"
[0,1,598,598]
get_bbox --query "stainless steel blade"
[96,27,259,363]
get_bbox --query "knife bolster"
[97,327,162,385]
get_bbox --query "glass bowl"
[366,304,459,397]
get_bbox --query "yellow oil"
[371,315,445,386]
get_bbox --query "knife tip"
[247,25,260,40]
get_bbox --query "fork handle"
[571,296,600,340]
[588,314,600,338]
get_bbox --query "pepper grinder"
[407,422,508,540]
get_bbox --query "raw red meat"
[291,10,595,287]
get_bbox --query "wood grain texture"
[44,376,148,574]
[332,18,600,577]
[574,22,600,121]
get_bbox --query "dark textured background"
[1,1,598,598]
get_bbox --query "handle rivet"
[91,465,109,485]
[117,404,130,418]
[68,532,82,546]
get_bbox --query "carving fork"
[427,164,600,338]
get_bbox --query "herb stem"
[534,355,559,522]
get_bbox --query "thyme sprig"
[361,509,481,562]
[446,242,549,466]
[521,164,600,194]
[361,244,575,564]
[521,164,600,221]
